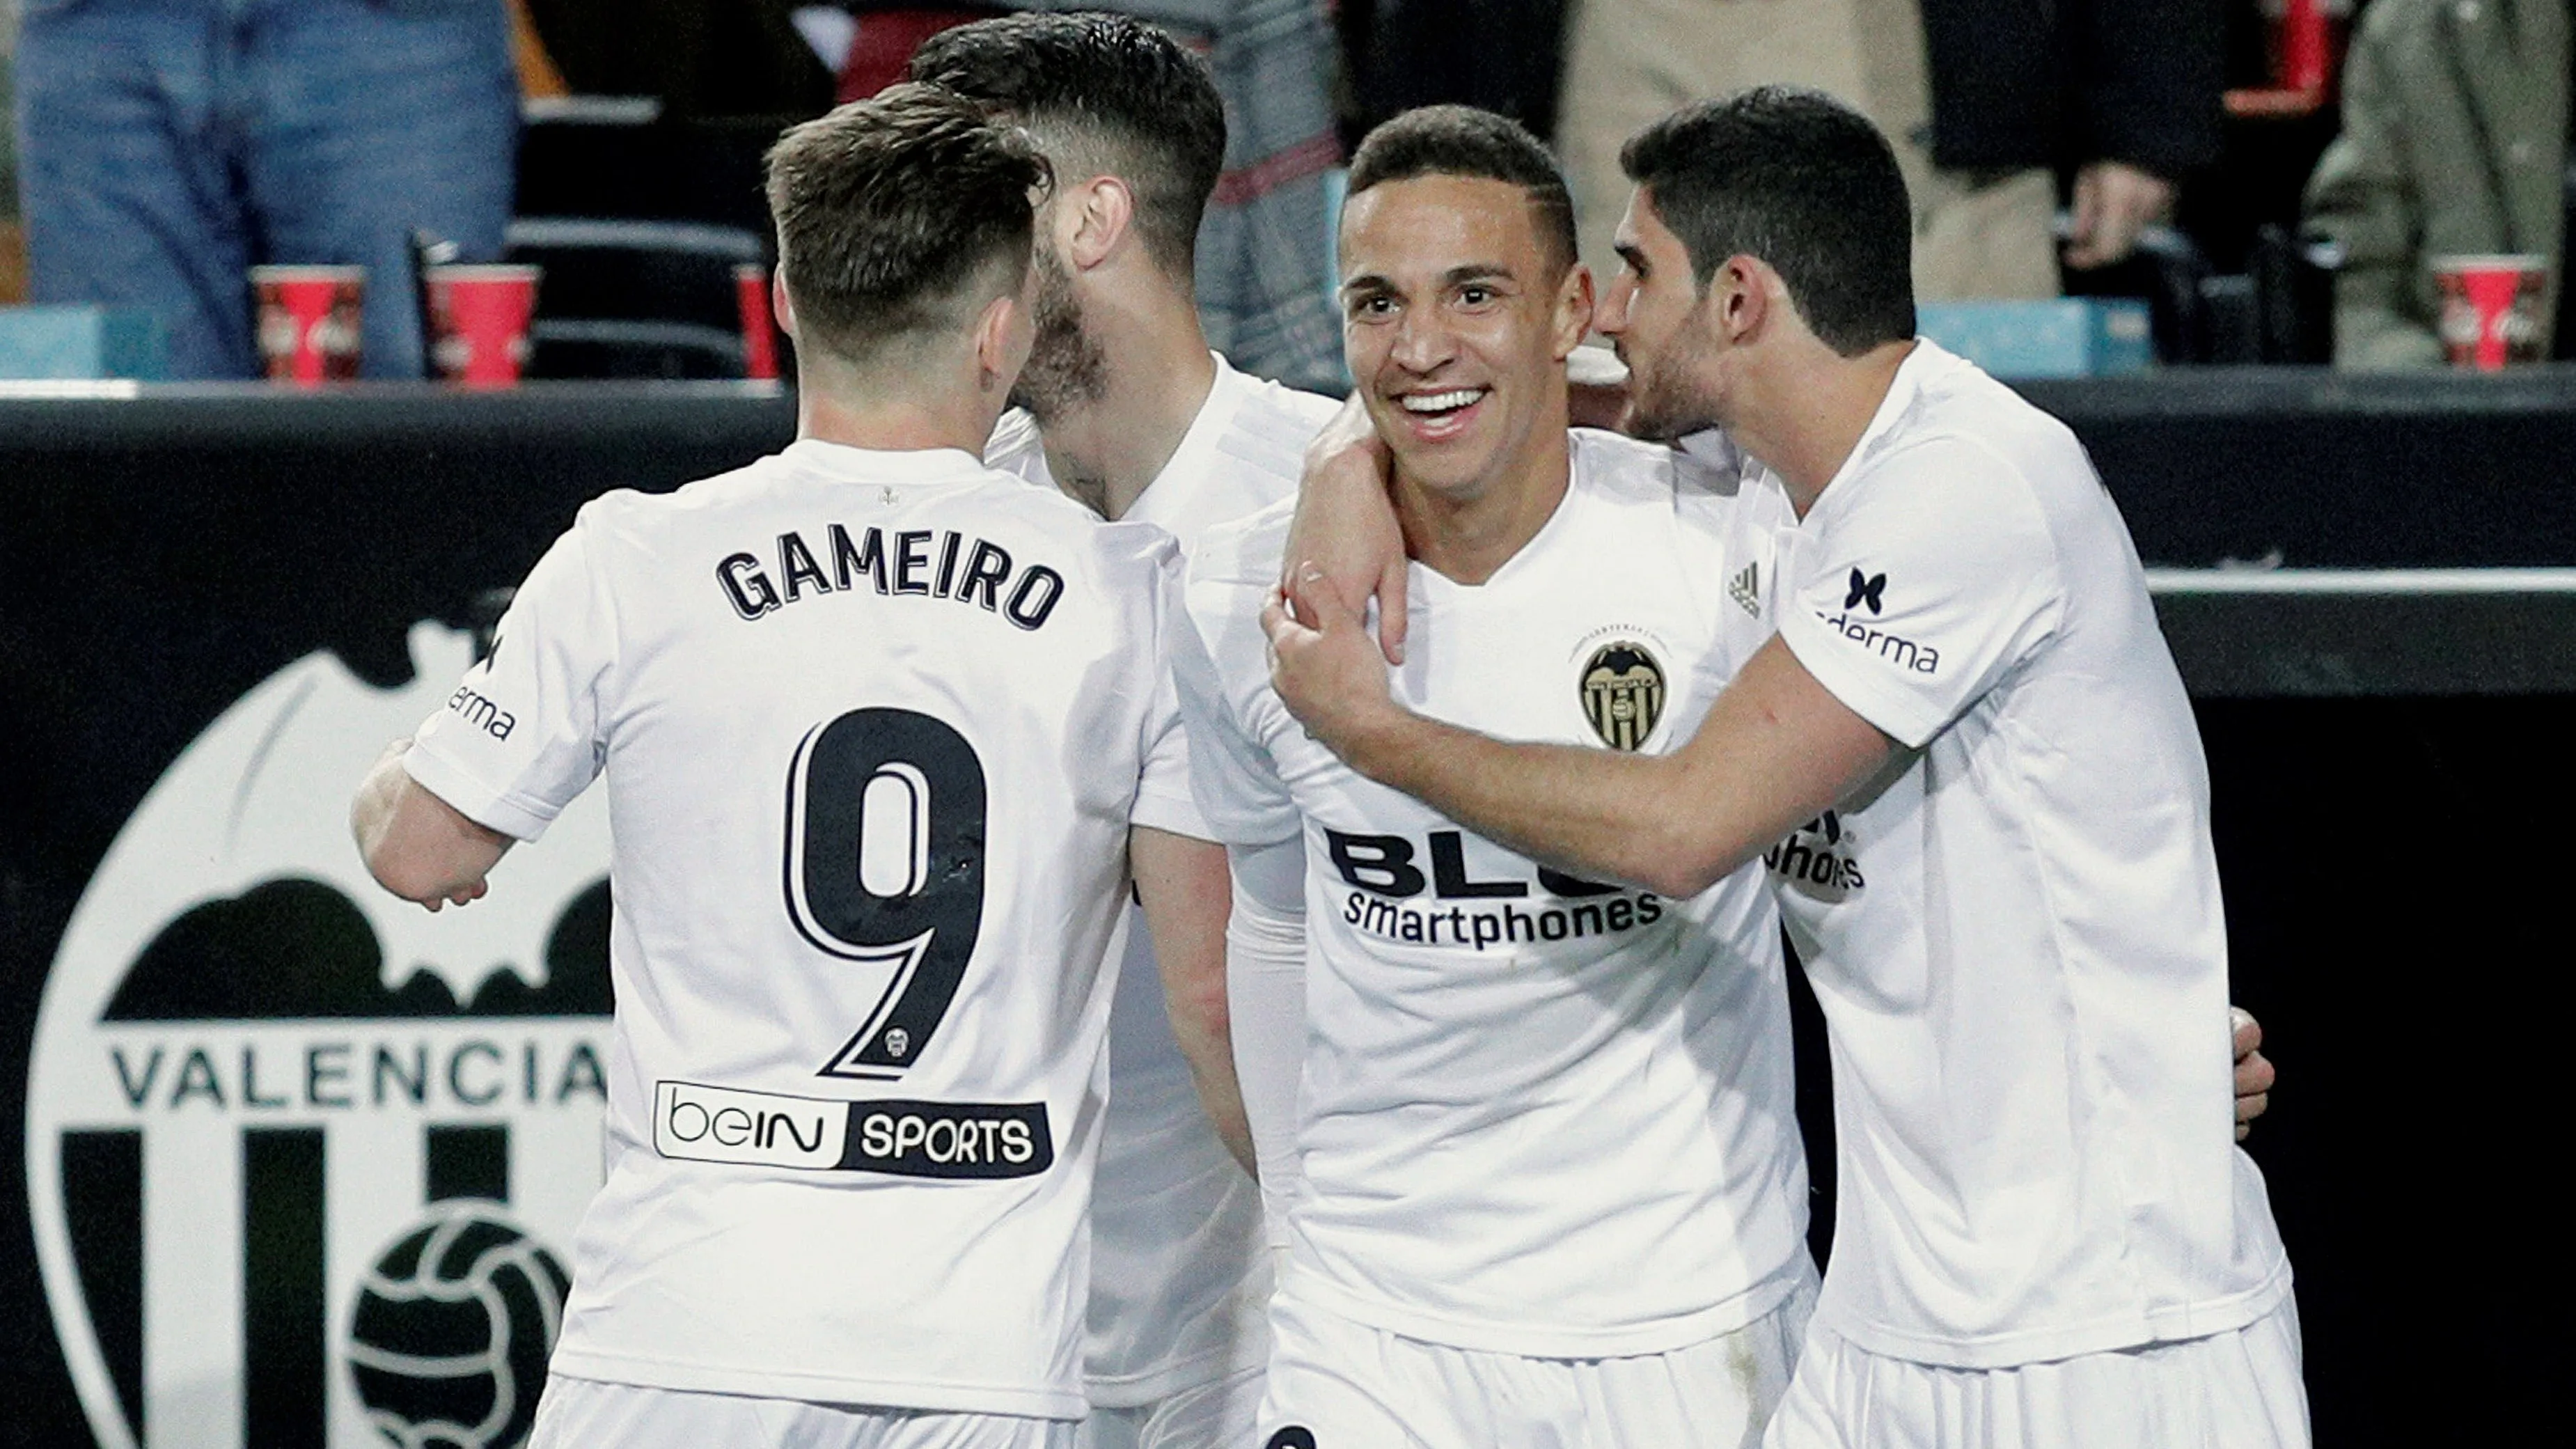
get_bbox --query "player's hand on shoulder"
[2231,1005,2275,1141]
[1288,394,1409,665]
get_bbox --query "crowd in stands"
[1,0,2566,374]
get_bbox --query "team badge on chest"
[1580,641,1666,751]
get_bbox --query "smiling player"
[1170,106,1815,1446]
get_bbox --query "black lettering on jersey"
[1004,567,1064,631]
[444,684,516,739]
[725,524,1065,630]
[842,1099,1053,1179]
[778,529,832,602]
[957,540,1013,611]
[1344,888,1665,952]
[932,531,963,597]
[1325,830,1427,897]
[1429,831,1526,898]
[831,523,889,593]
[1326,829,1627,902]
[1536,865,1620,897]
[893,530,934,595]
[718,551,782,619]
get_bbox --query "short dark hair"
[909,12,1225,279]
[1619,86,1915,354]
[763,84,1049,365]
[1345,104,1577,276]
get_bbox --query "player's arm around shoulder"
[1266,555,1896,899]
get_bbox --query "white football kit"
[984,356,1342,1443]
[1740,343,2307,1447]
[1175,431,1816,1443]
[404,439,1194,1431]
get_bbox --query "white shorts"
[528,1374,1078,1449]
[1256,1271,1816,1448]
[1077,1361,1265,1449]
[1763,1293,2311,1449]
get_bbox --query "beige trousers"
[1555,0,2059,301]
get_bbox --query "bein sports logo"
[27,623,612,1449]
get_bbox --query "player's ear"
[971,281,1031,395]
[1709,255,1766,345]
[773,272,801,344]
[1066,175,1136,272]
[1551,260,1596,360]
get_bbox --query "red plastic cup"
[2431,254,2549,370]
[737,263,780,381]
[251,265,365,384]
[424,263,542,388]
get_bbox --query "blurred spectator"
[12,0,519,379]
[2302,0,2568,367]
[1555,0,2224,301]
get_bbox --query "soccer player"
[1266,88,2308,1448]
[350,86,1216,1449]
[906,17,1344,1449]
[1170,106,1818,1446]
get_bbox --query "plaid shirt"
[1012,0,1345,392]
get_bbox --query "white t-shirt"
[404,439,1193,1418]
[1175,430,1812,1358]
[1757,341,2293,1368]
[983,357,1342,1404]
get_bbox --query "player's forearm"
[1171,1005,1258,1176]
[1338,639,1893,899]
[1342,711,1752,900]
[1133,826,1257,1174]
[350,740,510,907]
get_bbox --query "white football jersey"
[985,355,1343,1404]
[404,439,1193,1418]
[1757,341,2293,1368]
[1175,431,1812,1358]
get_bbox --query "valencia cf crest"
[1580,642,1665,751]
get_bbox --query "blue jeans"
[14,0,517,379]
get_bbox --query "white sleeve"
[1775,440,2066,748]
[1131,551,1209,837]
[1226,838,1307,1249]
[403,522,614,840]
[1168,575,1302,848]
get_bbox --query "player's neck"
[1731,338,1913,517]
[1391,394,1573,586]
[796,374,998,459]
[1036,284,1218,520]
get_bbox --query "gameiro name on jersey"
[1172,429,1812,1358]
[403,439,1195,1419]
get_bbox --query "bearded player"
[1267,88,2304,1448]
[907,16,1341,1448]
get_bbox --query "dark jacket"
[1919,0,2227,176]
